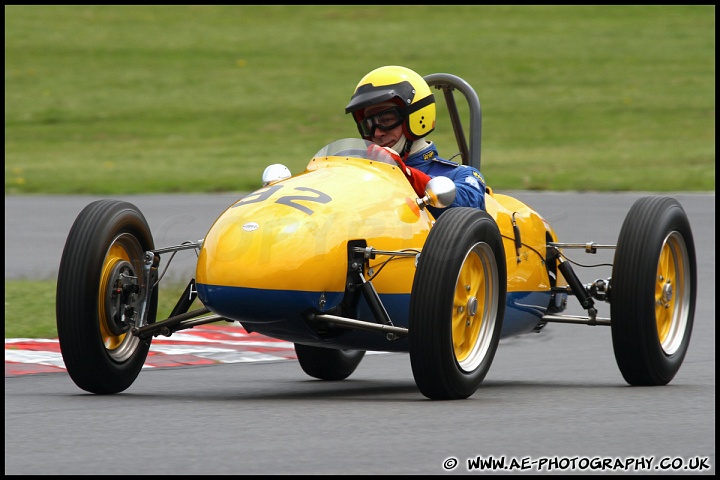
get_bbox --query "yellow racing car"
[56,74,697,400]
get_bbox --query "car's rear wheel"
[294,344,366,381]
[610,196,696,385]
[56,200,158,394]
[409,207,506,400]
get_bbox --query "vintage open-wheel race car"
[56,73,696,400]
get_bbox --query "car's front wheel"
[409,207,506,400]
[56,200,158,394]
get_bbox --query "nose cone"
[195,198,349,321]
[195,156,433,322]
[195,189,349,294]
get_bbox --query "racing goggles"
[359,106,404,137]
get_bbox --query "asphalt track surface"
[4,192,716,475]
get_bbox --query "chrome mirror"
[417,176,456,209]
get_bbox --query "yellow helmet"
[345,65,436,141]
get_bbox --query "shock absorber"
[557,258,597,317]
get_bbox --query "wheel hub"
[466,296,478,317]
[661,280,673,305]
[104,260,140,336]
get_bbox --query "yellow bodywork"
[196,156,565,323]
[196,156,433,295]
[485,191,565,294]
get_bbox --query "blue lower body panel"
[196,283,553,351]
[501,291,552,337]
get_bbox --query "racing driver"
[345,65,487,217]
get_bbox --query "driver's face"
[370,122,403,149]
[364,103,404,148]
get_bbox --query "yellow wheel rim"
[98,244,131,350]
[96,234,147,360]
[654,231,690,355]
[452,243,498,371]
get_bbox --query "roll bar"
[423,73,482,171]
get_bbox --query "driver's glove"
[367,144,431,197]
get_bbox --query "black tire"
[610,196,696,386]
[294,344,366,381]
[409,207,506,400]
[56,200,158,394]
